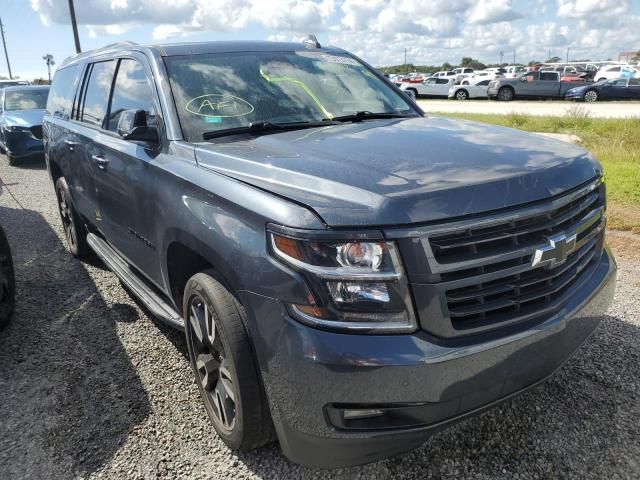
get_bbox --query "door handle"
[91,154,110,170]
[64,139,78,151]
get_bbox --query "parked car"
[0,225,15,330]
[462,70,503,84]
[593,64,640,82]
[448,78,491,100]
[452,67,474,82]
[400,77,454,98]
[431,70,457,79]
[0,85,49,166]
[488,71,573,101]
[0,79,31,88]
[44,39,616,468]
[502,65,527,78]
[565,78,640,102]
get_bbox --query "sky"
[1,0,639,80]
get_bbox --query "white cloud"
[29,0,640,67]
[557,0,629,18]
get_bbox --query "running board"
[87,233,185,330]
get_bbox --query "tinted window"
[540,72,557,81]
[4,88,49,110]
[608,67,621,72]
[47,65,80,119]
[436,78,449,84]
[107,59,157,132]
[629,78,640,86]
[610,79,627,86]
[81,61,116,128]
[477,80,490,86]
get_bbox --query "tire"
[497,86,514,101]
[0,227,15,330]
[408,88,418,99]
[54,177,89,259]
[583,90,598,102]
[183,272,274,451]
[455,89,469,100]
[7,154,17,167]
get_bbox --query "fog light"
[342,408,385,420]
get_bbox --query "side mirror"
[117,109,159,144]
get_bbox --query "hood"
[194,117,601,227]
[2,109,45,127]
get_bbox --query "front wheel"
[455,89,469,100]
[497,87,514,101]
[0,227,15,330]
[583,90,598,102]
[7,154,17,167]
[183,272,274,451]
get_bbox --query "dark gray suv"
[43,40,616,468]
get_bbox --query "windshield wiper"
[203,121,333,140]
[328,111,416,123]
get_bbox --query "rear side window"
[46,65,80,120]
[540,72,557,81]
[81,60,116,128]
[436,78,449,84]
[107,59,157,132]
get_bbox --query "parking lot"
[0,157,639,479]
[417,99,640,118]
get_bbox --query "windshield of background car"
[4,89,49,111]
[164,51,413,142]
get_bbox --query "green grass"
[432,110,640,232]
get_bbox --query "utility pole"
[404,47,407,74]
[499,51,504,65]
[566,48,570,63]
[0,17,12,79]
[513,47,516,65]
[68,0,81,53]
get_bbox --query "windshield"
[164,51,414,142]
[4,89,48,111]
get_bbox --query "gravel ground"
[0,157,638,480]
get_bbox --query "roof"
[60,40,344,68]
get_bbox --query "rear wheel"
[455,89,469,100]
[407,88,418,99]
[183,272,274,451]
[597,77,606,82]
[55,177,89,259]
[497,87,514,101]
[7,154,17,167]
[584,90,598,102]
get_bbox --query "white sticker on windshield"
[320,54,360,66]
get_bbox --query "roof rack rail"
[60,41,140,67]
[303,34,321,49]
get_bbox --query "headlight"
[5,125,31,132]
[269,229,417,333]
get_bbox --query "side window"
[609,67,621,72]
[81,60,116,128]
[629,78,640,86]
[46,65,80,120]
[107,59,157,132]
[436,78,449,85]
[540,72,557,81]
[477,80,490,86]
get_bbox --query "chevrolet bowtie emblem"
[531,232,577,268]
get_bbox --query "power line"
[0,17,12,79]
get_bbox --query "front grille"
[421,178,605,337]
[30,125,43,139]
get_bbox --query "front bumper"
[241,247,616,467]
[2,129,44,159]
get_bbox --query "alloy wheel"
[456,90,468,100]
[584,90,598,102]
[58,187,77,250]
[188,295,237,432]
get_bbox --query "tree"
[460,57,486,70]
[42,54,55,82]
[546,56,561,63]
[441,62,452,70]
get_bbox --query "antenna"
[303,34,321,48]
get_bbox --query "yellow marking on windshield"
[259,68,333,119]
